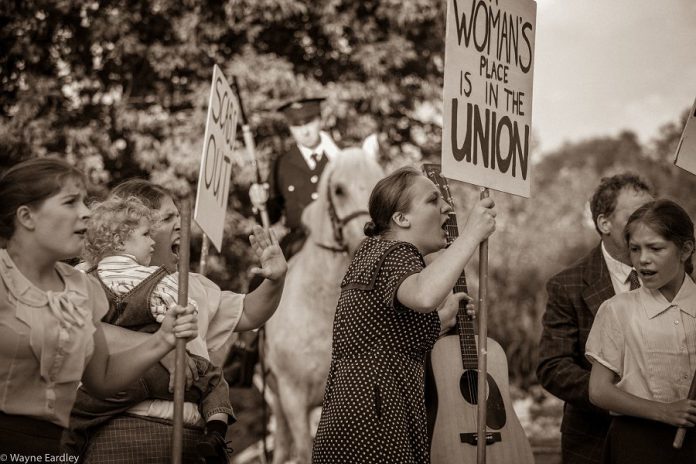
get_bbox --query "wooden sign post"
[174,64,240,460]
[672,97,696,450]
[172,196,192,464]
[231,76,270,232]
[441,1,537,462]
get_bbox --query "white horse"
[263,147,384,464]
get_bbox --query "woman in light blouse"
[0,158,198,455]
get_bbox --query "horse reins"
[318,170,369,253]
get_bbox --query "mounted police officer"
[249,96,341,259]
[227,98,341,391]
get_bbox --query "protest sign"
[442,0,537,197]
[194,64,239,251]
[675,97,696,176]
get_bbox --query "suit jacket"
[266,144,329,231]
[537,244,614,439]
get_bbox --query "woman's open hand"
[249,225,287,282]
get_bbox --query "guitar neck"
[422,163,479,370]
[447,214,479,370]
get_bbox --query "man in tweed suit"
[537,173,654,464]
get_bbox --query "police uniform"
[263,97,339,258]
[267,143,329,231]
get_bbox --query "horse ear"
[361,133,379,161]
[301,164,341,248]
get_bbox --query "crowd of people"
[0,95,694,464]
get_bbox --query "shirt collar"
[297,131,339,163]
[601,241,634,285]
[0,249,90,326]
[98,254,138,265]
[641,275,696,319]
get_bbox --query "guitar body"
[420,163,533,464]
[428,334,534,464]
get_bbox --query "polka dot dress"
[312,237,441,464]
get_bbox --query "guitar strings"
[447,217,479,429]
[427,168,480,433]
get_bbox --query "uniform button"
[288,185,295,192]
[310,175,319,184]
[311,192,318,200]
[674,320,680,325]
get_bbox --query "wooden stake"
[232,75,270,232]
[199,234,209,277]
[477,187,490,464]
[172,196,191,464]
[674,369,696,448]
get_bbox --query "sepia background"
[2,0,695,462]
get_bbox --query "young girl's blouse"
[586,275,696,405]
[0,249,108,427]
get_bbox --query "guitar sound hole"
[458,369,508,430]
[459,370,479,404]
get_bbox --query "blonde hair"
[84,196,157,264]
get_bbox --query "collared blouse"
[586,275,696,405]
[0,249,108,427]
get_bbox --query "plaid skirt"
[81,414,206,463]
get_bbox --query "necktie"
[310,152,323,170]
[628,269,641,290]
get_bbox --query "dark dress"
[602,415,696,464]
[312,238,441,464]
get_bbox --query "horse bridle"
[317,171,369,253]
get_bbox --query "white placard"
[194,64,240,251]
[675,97,696,177]
[442,0,537,197]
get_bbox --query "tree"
[2,1,694,387]
[2,0,453,288]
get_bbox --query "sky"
[532,0,696,153]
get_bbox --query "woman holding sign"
[71,179,287,463]
[312,166,495,464]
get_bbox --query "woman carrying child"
[70,195,234,462]
[71,178,287,463]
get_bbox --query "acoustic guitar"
[422,164,534,464]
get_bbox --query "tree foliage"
[2,1,694,387]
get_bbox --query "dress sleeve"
[206,290,245,352]
[377,243,425,312]
[188,273,244,352]
[585,299,625,376]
